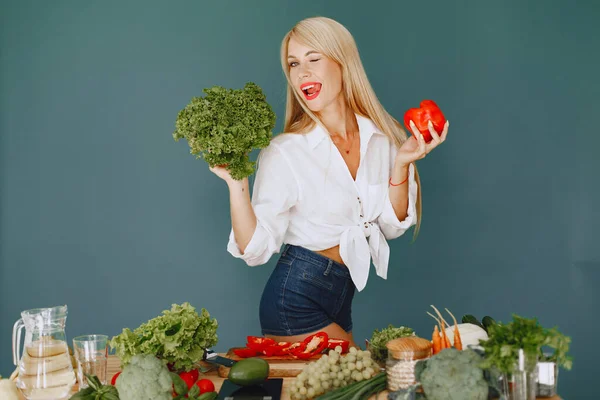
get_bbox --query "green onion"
[316,372,387,400]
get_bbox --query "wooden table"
[105,355,563,400]
[13,355,562,399]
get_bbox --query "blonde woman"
[211,17,449,348]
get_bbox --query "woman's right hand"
[209,164,239,186]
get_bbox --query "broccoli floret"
[420,348,488,400]
[116,354,172,400]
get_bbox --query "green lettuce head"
[110,302,218,372]
[173,82,276,180]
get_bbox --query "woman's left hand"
[395,120,449,166]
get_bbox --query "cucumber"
[461,314,484,329]
[482,316,496,332]
[228,357,269,386]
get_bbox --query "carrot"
[446,308,463,350]
[431,325,442,354]
[431,305,451,350]
[427,311,448,350]
[437,310,452,330]
[443,330,451,349]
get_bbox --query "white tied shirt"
[227,114,418,291]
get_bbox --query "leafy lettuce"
[173,82,276,180]
[110,302,218,372]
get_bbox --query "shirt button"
[362,222,371,237]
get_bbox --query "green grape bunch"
[290,346,379,400]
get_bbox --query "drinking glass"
[72,334,108,389]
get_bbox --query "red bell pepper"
[283,341,305,356]
[246,336,276,352]
[403,100,447,143]
[289,342,309,359]
[304,332,329,351]
[233,347,260,358]
[327,338,350,353]
[262,341,292,357]
[292,332,329,359]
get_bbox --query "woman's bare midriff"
[315,245,345,265]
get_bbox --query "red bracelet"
[389,175,409,186]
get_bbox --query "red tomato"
[110,371,121,386]
[403,100,447,143]
[178,369,199,390]
[195,378,215,394]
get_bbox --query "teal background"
[1,1,598,398]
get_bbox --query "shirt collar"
[304,113,385,149]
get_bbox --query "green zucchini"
[482,316,496,332]
[461,314,484,329]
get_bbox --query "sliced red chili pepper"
[110,371,121,386]
[246,336,276,352]
[327,338,350,353]
[233,347,260,358]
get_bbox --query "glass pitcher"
[12,305,76,400]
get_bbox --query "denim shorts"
[259,244,356,336]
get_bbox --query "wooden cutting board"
[217,347,321,378]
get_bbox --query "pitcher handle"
[12,318,24,366]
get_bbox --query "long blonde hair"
[279,16,422,237]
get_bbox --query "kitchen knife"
[203,348,237,368]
